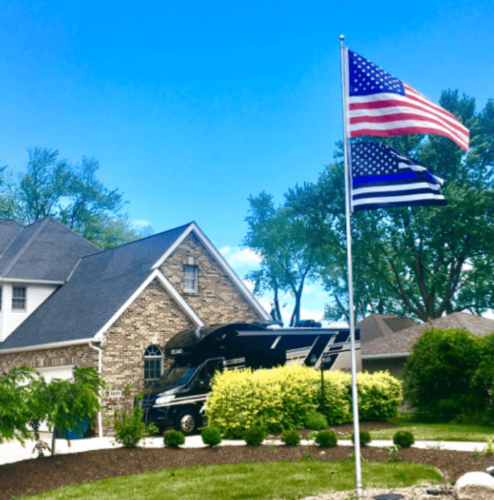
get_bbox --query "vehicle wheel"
[175,409,201,435]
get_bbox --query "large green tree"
[246,90,494,322]
[244,189,331,326]
[0,148,152,248]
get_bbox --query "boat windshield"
[153,363,197,392]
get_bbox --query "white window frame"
[12,286,27,311]
[144,345,163,382]
[183,265,198,293]
[0,286,2,311]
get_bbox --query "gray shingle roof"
[0,219,23,256]
[362,312,494,357]
[0,218,100,282]
[0,222,193,350]
[356,313,415,343]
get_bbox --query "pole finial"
[339,34,345,42]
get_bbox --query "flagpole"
[339,34,363,498]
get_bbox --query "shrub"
[201,426,222,447]
[243,427,266,446]
[206,365,402,438]
[111,406,147,448]
[357,371,403,421]
[164,430,185,448]
[393,430,415,449]
[315,430,337,448]
[305,412,328,431]
[351,430,371,446]
[281,430,301,446]
[403,327,484,422]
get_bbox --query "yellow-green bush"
[206,365,402,438]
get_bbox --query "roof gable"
[0,218,99,282]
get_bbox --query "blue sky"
[1,0,493,324]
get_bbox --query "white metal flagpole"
[339,34,363,498]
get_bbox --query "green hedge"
[206,365,402,438]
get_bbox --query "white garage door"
[37,365,75,383]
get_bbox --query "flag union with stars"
[348,50,405,96]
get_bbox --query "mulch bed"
[2,444,494,499]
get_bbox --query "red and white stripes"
[347,83,470,151]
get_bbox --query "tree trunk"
[51,427,56,456]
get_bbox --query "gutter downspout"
[89,341,103,438]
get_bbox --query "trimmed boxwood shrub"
[201,426,222,447]
[243,427,266,446]
[305,412,328,431]
[206,364,402,438]
[281,430,301,446]
[164,430,185,448]
[351,430,371,446]
[393,430,415,449]
[315,430,337,448]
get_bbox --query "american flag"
[345,48,469,151]
[351,142,447,211]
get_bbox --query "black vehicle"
[140,322,361,435]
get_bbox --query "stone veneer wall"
[161,232,261,324]
[0,344,97,374]
[101,279,194,431]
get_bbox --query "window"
[0,286,2,311]
[12,286,26,310]
[144,345,163,382]
[183,265,198,293]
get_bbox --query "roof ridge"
[79,221,194,260]
[41,217,101,251]
[1,219,50,277]
[0,218,23,226]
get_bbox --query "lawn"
[344,417,494,442]
[24,461,441,500]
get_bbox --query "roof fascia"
[0,338,94,354]
[152,223,270,321]
[362,352,410,360]
[0,278,65,285]
[151,224,194,270]
[93,269,204,341]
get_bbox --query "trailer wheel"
[175,409,201,435]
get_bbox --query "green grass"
[24,461,441,500]
[343,417,494,442]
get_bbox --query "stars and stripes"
[351,142,447,211]
[345,48,470,151]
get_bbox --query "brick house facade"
[0,221,269,435]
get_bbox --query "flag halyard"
[345,48,470,151]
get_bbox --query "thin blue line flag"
[350,142,447,212]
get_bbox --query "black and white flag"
[350,142,447,212]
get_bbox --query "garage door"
[37,365,75,383]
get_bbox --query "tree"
[271,90,494,322]
[244,190,330,326]
[32,367,106,455]
[0,366,39,444]
[1,147,152,249]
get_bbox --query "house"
[361,312,494,376]
[356,313,416,344]
[0,218,270,434]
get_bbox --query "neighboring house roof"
[0,219,23,255]
[356,313,416,343]
[0,217,99,282]
[362,312,494,358]
[0,221,270,352]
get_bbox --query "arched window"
[144,345,163,382]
